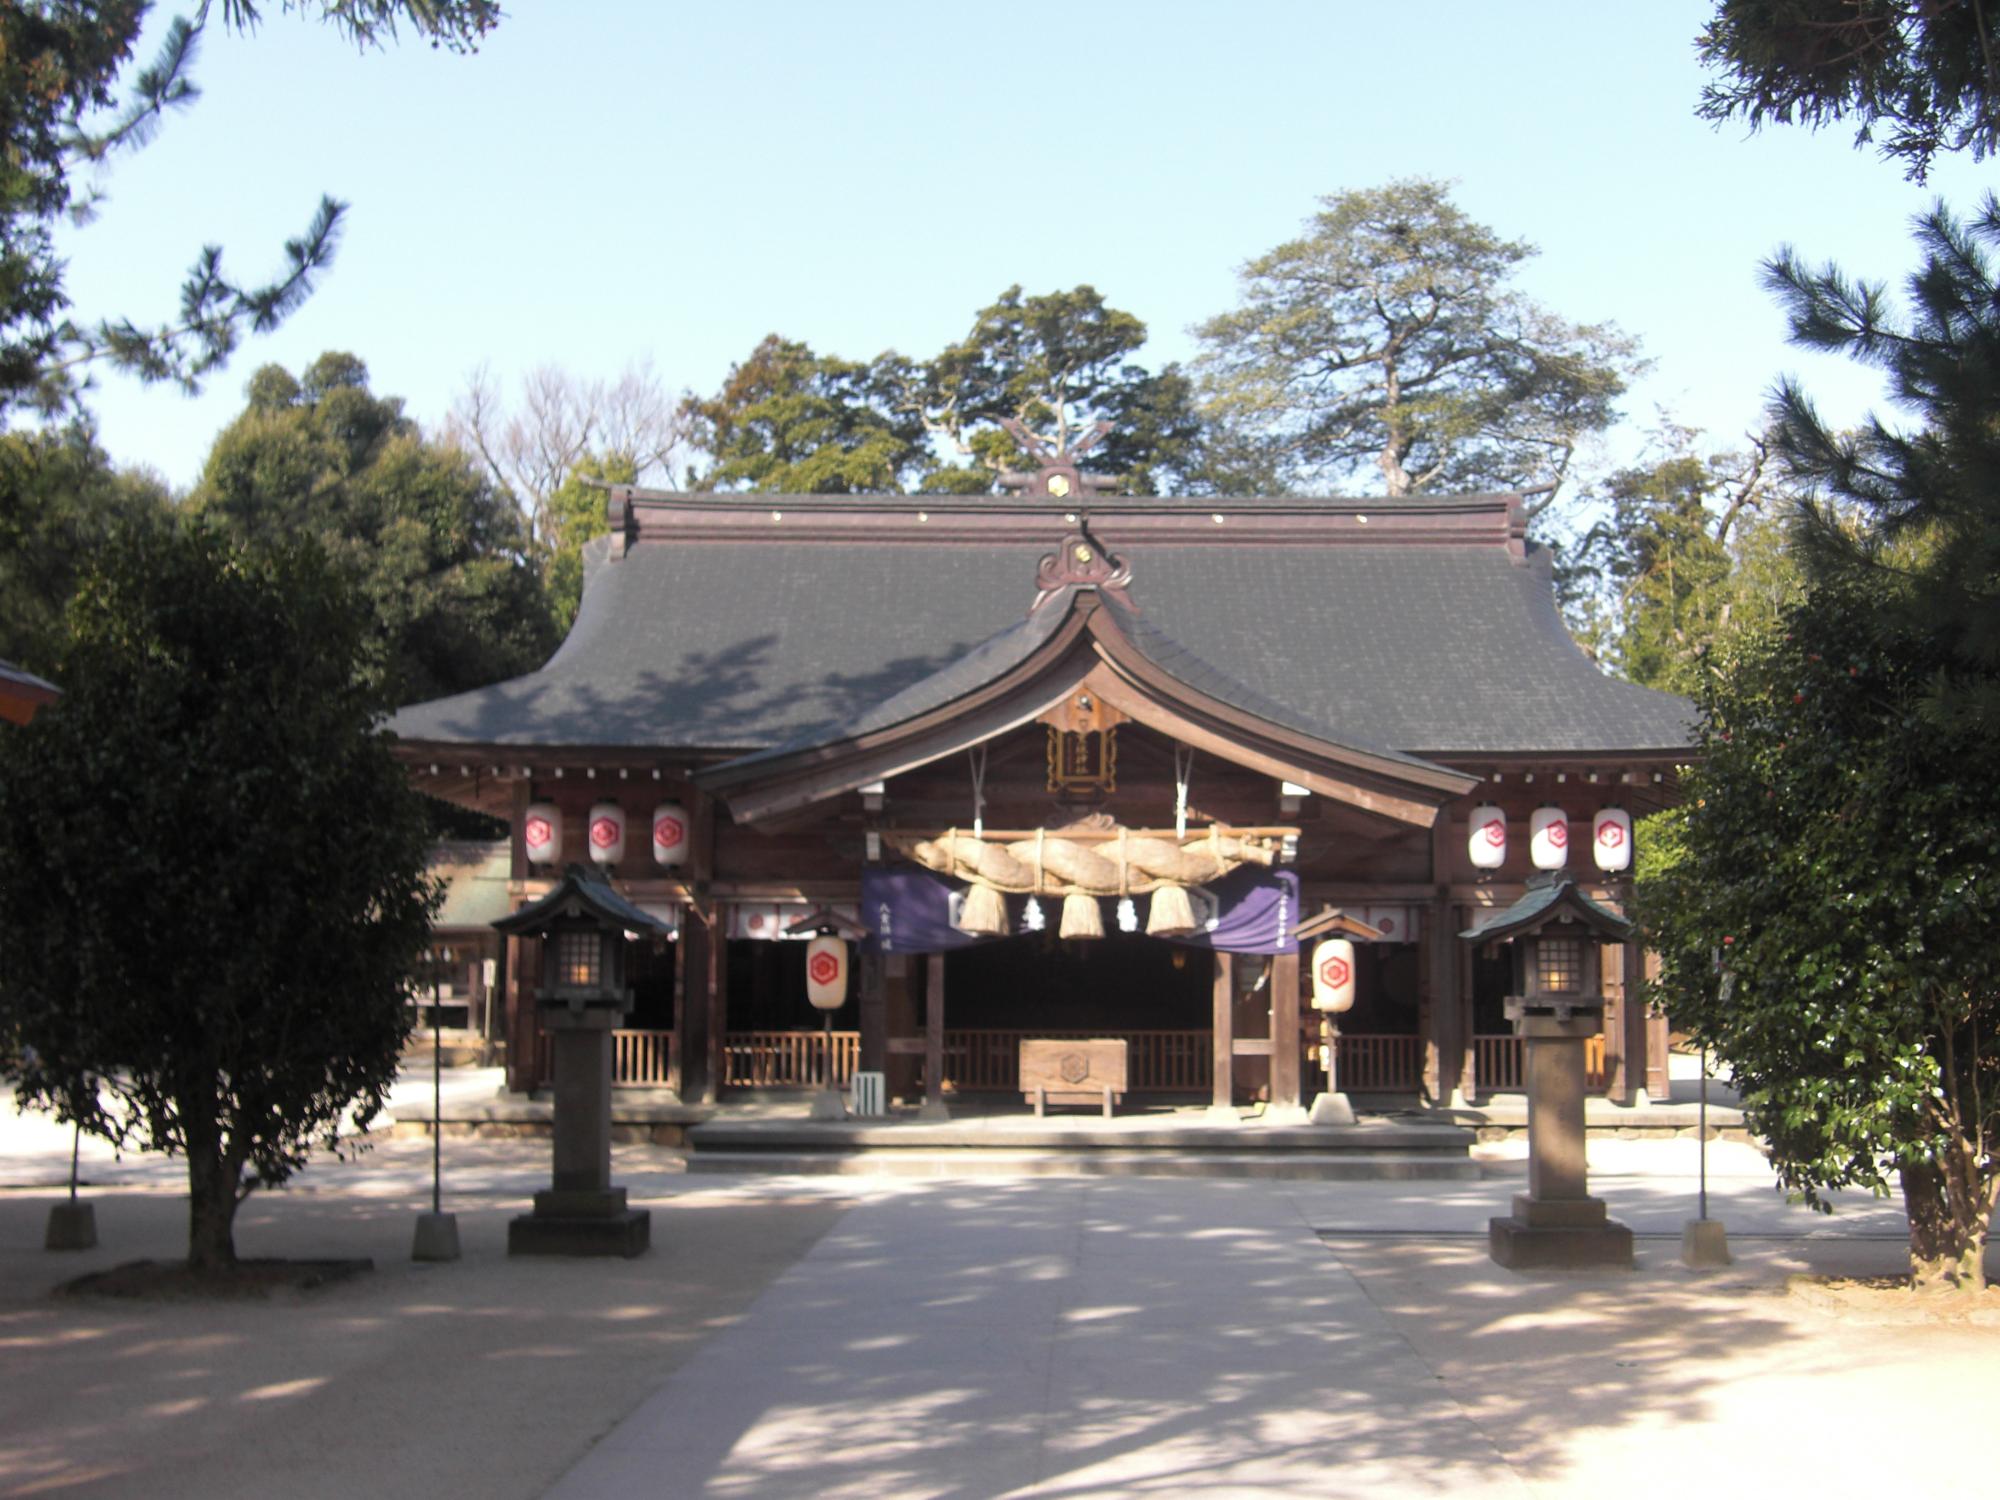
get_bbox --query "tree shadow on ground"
[548,1177,1838,1498]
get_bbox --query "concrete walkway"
[4,1083,1995,1500]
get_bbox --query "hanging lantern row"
[1465,805,1634,873]
[520,802,690,868]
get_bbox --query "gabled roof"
[1461,874,1633,944]
[698,572,1479,826]
[492,863,674,938]
[387,490,1693,763]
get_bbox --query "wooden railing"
[941,1030,1211,1093]
[1327,1033,1423,1092]
[723,1030,860,1089]
[1472,1033,1608,1094]
[533,1028,676,1089]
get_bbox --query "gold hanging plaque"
[1047,725,1117,795]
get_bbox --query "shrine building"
[389,463,1691,1118]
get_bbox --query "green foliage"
[544,451,634,631]
[911,285,1207,493]
[1194,179,1641,502]
[1559,440,1801,691]
[0,523,440,1268]
[1639,577,1999,1287]
[191,352,555,704]
[683,290,1212,497]
[0,1,496,419]
[682,336,928,494]
[0,424,171,674]
[1698,0,2000,180]
[1763,195,2000,740]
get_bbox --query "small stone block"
[411,1211,461,1262]
[1309,1092,1356,1126]
[1489,1215,1634,1271]
[1681,1217,1732,1269]
[45,1201,97,1251]
[916,1099,952,1122]
[1512,1193,1610,1228]
[808,1090,848,1121]
[508,1208,650,1258]
[532,1187,629,1219]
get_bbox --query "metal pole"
[68,1116,80,1204]
[1697,1044,1709,1223]
[431,954,443,1216]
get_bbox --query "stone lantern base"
[1489,1193,1633,1270]
[509,1187,651,1258]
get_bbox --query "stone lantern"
[1463,872,1635,1270]
[494,864,671,1257]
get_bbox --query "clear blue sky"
[56,1,2000,500]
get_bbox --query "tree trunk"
[1900,1158,1989,1291]
[185,1141,242,1273]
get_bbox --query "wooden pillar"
[921,951,949,1120]
[1457,905,1476,1103]
[706,913,729,1103]
[678,915,711,1101]
[1429,895,1463,1105]
[1268,951,1301,1111]
[668,929,688,1098]
[503,776,534,1094]
[858,948,887,1075]
[1644,947,1671,1100]
[1210,950,1234,1113]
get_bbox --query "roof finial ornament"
[996,417,1120,500]
[1032,513,1135,613]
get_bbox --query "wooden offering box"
[1020,1038,1128,1118]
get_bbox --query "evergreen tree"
[682,336,927,494]
[0,523,439,1271]
[1698,0,2000,180]
[1764,194,2000,739]
[191,352,554,704]
[1194,179,1642,508]
[909,285,1205,494]
[0,1,497,420]
[0,424,171,674]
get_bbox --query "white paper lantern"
[586,802,625,865]
[1311,938,1356,1013]
[805,935,849,1010]
[651,801,690,866]
[523,802,562,866]
[1530,806,1570,870]
[1592,807,1633,873]
[1468,804,1507,870]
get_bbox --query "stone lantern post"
[494,865,671,1257]
[1464,873,1635,1270]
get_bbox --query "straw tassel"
[1147,882,1197,938]
[959,882,1008,937]
[1060,892,1104,940]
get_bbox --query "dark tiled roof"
[492,863,672,937]
[1461,876,1632,942]
[389,523,1692,759]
